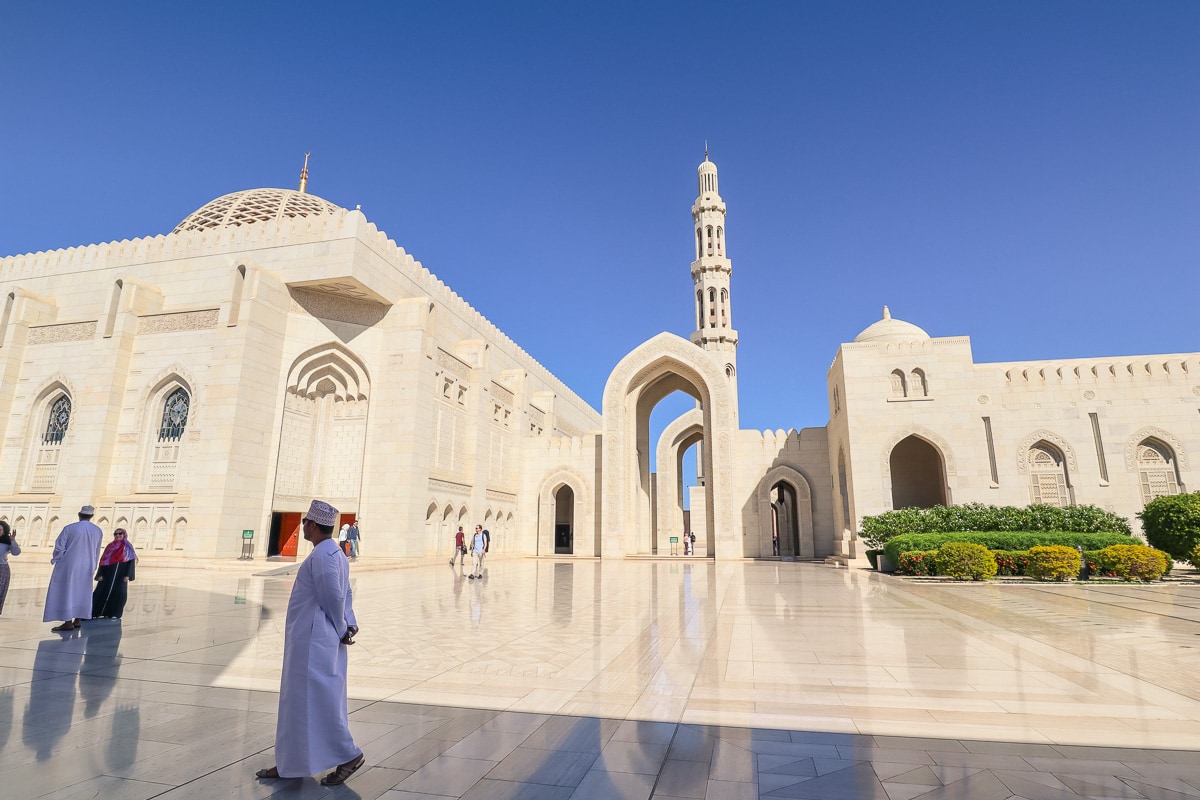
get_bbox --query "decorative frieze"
[428,477,471,496]
[289,287,388,326]
[29,321,96,344]
[137,309,219,335]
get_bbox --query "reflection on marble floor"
[2,557,1199,799]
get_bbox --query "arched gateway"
[601,333,738,558]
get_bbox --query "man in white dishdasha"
[256,499,364,786]
[44,504,103,631]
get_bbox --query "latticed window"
[1029,444,1069,507]
[43,396,71,444]
[890,369,907,398]
[158,388,190,442]
[910,369,927,397]
[1137,440,1180,504]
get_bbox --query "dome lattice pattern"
[173,188,343,233]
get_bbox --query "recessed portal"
[554,485,574,554]
[889,436,947,509]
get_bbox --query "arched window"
[708,288,717,327]
[44,395,71,444]
[158,387,190,442]
[910,369,927,397]
[716,226,723,255]
[720,289,728,325]
[695,229,702,260]
[696,290,703,329]
[890,370,907,398]
[1029,442,1071,507]
[1137,438,1180,504]
[706,225,714,256]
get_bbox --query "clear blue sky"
[3,2,1197,434]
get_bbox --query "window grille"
[44,396,71,444]
[158,388,190,442]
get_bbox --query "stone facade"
[1,163,1194,561]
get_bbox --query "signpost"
[669,536,679,556]
[240,529,254,560]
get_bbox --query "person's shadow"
[22,621,132,763]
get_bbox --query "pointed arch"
[22,375,77,493]
[602,332,737,558]
[537,466,594,557]
[880,427,956,511]
[654,409,704,553]
[754,464,815,558]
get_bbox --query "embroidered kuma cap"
[305,499,338,527]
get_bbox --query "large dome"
[853,306,930,343]
[173,188,344,233]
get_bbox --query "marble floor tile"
[1,558,1198,798]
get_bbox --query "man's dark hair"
[314,521,334,537]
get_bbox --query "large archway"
[602,333,737,558]
[889,436,947,509]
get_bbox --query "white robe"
[274,537,359,777]
[42,519,103,622]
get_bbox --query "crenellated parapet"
[992,354,1200,385]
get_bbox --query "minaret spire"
[689,152,738,360]
[298,152,311,194]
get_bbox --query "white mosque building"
[0,157,1195,560]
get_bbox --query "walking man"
[449,525,466,567]
[44,504,103,631]
[468,524,486,579]
[256,499,364,786]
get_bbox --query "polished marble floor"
[2,556,1199,799]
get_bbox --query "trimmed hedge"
[861,503,1131,549]
[935,542,997,581]
[1138,492,1200,561]
[1092,544,1170,581]
[883,531,1133,565]
[1025,545,1080,582]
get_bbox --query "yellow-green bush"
[1025,545,1081,581]
[1191,541,1200,571]
[934,542,996,581]
[1095,544,1169,581]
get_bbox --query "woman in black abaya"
[92,528,137,619]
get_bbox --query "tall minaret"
[689,152,738,362]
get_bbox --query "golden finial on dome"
[299,152,311,194]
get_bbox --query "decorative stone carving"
[29,321,96,344]
[137,310,219,335]
[428,478,471,496]
[1124,426,1189,471]
[1015,429,1079,473]
[289,287,388,326]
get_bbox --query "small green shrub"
[882,531,1133,566]
[897,550,937,576]
[1025,545,1081,581]
[935,542,997,581]
[993,550,1029,577]
[1138,492,1200,561]
[1094,544,1169,581]
[1190,541,1200,570]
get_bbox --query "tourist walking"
[338,523,350,556]
[44,505,103,631]
[468,525,486,579]
[92,528,137,619]
[256,499,364,786]
[0,520,20,614]
[449,526,466,567]
[347,521,360,560]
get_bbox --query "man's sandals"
[255,752,364,785]
[321,753,365,786]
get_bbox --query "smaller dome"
[173,188,344,234]
[853,306,930,343]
